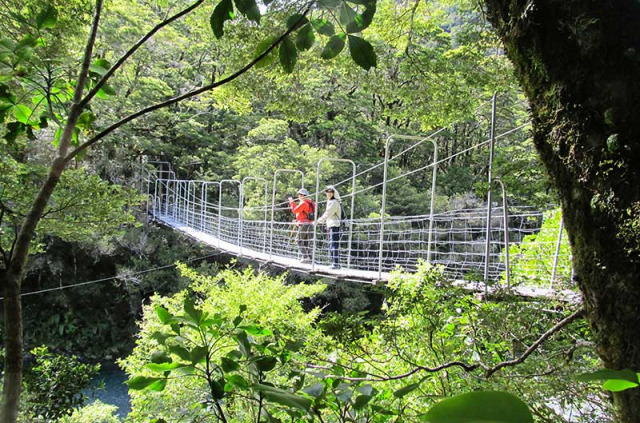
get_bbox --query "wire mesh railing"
[150,177,573,288]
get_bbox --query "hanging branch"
[78,0,208,109]
[64,3,314,163]
[303,307,585,383]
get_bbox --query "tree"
[0,0,379,421]
[482,0,640,421]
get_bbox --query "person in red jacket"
[288,188,314,263]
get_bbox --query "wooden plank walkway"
[158,217,581,303]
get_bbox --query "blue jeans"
[327,226,340,266]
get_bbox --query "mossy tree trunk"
[483,0,640,420]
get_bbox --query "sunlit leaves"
[348,35,376,70]
[279,36,297,74]
[321,34,346,60]
[210,0,235,39]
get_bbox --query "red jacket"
[289,198,314,224]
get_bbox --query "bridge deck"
[158,217,580,303]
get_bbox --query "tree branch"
[78,0,207,109]
[484,307,585,377]
[64,3,314,164]
[305,307,585,383]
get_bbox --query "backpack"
[304,200,315,221]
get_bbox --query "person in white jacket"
[316,185,342,269]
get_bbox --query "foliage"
[120,265,327,422]
[58,400,121,423]
[21,346,100,422]
[120,263,608,422]
[506,208,572,287]
[0,148,143,260]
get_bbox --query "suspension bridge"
[141,99,579,302]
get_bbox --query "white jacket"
[317,187,342,228]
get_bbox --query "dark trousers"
[328,226,340,266]
[297,224,312,260]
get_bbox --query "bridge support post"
[219,180,241,248]
[240,177,268,256]
[379,134,439,279]
[483,92,498,294]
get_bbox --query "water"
[84,361,131,418]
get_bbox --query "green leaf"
[279,36,297,74]
[356,384,375,396]
[232,315,243,327]
[255,356,278,372]
[234,0,260,24]
[286,14,309,30]
[346,4,376,33]
[95,83,116,99]
[318,0,341,9]
[151,350,172,364]
[125,376,164,390]
[183,297,202,325]
[576,369,639,384]
[36,5,58,30]
[235,331,252,357]
[296,24,315,51]
[252,384,312,411]
[146,362,183,372]
[238,325,273,336]
[321,34,346,60]
[303,382,324,398]
[353,394,372,409]
[221,357,240,372]
[210,0,235,39]
[155,306,172,324]
[348,35,376,70]
[76,111,96,131]
[426,391,534,423]
[339,3,358,26]
[311,19,335,36]
[255,36,279,69]
[393,382,420,398]
[211,379,225,399]
[89,59,110,76]
[227,374,249,389]
[150,331,172,345]
[190,346,208,364]
[147,378,168,392]
[602,379,639,392]
[13,104,35,125]
[227,350,243,360]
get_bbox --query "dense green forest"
[1,0,639,421]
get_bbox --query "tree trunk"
[483,0,640,420]
[1,272,22,423]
